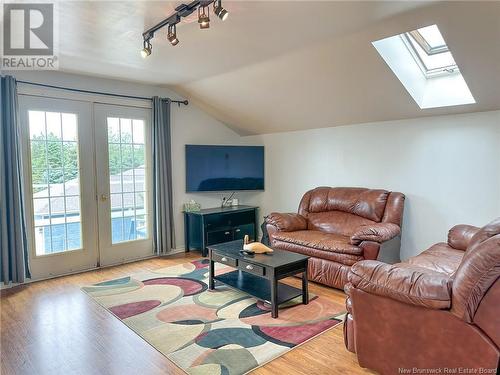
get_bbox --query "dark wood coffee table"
[208,240,309,318]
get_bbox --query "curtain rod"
[17,80,189,106]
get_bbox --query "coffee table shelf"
[214,270,303,305]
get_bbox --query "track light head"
[168,34,179,46]
[140,47,151,58]
[217,8,228,21]
[214,0,229,21]
[198,6,210,29]
[167,24,179,46]
[140,40,152,58]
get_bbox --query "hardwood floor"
[1,253,375,375]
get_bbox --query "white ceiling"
[58,1,500,134]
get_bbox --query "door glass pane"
[46,112,62,140]
[62,113,78,141]
[107,117,148,243]
[29,110,82,255]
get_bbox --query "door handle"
[235,229,241,232]
[100,194,108,202]
[224,231,230,235]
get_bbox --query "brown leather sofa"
[265,187,405,289]
[344,218,500,374]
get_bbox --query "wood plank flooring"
[1,253,375,375]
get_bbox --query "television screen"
[186,145,264,192]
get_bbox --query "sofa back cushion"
[451,217,500,323]
[307,211,375,236]
[299,187,390,222]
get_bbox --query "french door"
[19,96,98,278]
[19,96,153,279]
[94,104,153,266]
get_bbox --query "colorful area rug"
[82,259,345,374]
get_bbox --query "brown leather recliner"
[344,218,500,374]
[265,187,405,289]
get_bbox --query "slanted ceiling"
[56,1,500,134]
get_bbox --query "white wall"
[243,110,500,260]
[8,71,261,250]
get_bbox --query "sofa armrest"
[265,213,307,232]
[350,223,400,245]
[348,260,452,309]
[447,224,480,251]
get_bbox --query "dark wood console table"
[184,205,258,257]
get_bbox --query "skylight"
[372,24,475,109]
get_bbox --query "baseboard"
[164,247,186,255]
[1,281,21,290]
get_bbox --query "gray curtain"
[0,75,30,283]
[152,97,175,254]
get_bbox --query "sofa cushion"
[271,238,363,265]
[272,230,362,255]
[404,243,464,276]
[299,187,390,222]
[306,211,375,236]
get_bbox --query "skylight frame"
[401,32,459,78]
[408,29,448,55]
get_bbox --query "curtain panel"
[0,75,31,284]
[152,97,175,255]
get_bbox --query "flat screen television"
[186,145,264,192]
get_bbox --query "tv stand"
[184,205,258,257]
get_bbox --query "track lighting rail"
[141,0,228,57]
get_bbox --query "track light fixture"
[198,6,210,29]
[141,0,229,56]
[213,0,228,21]
[167,24,179,46]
